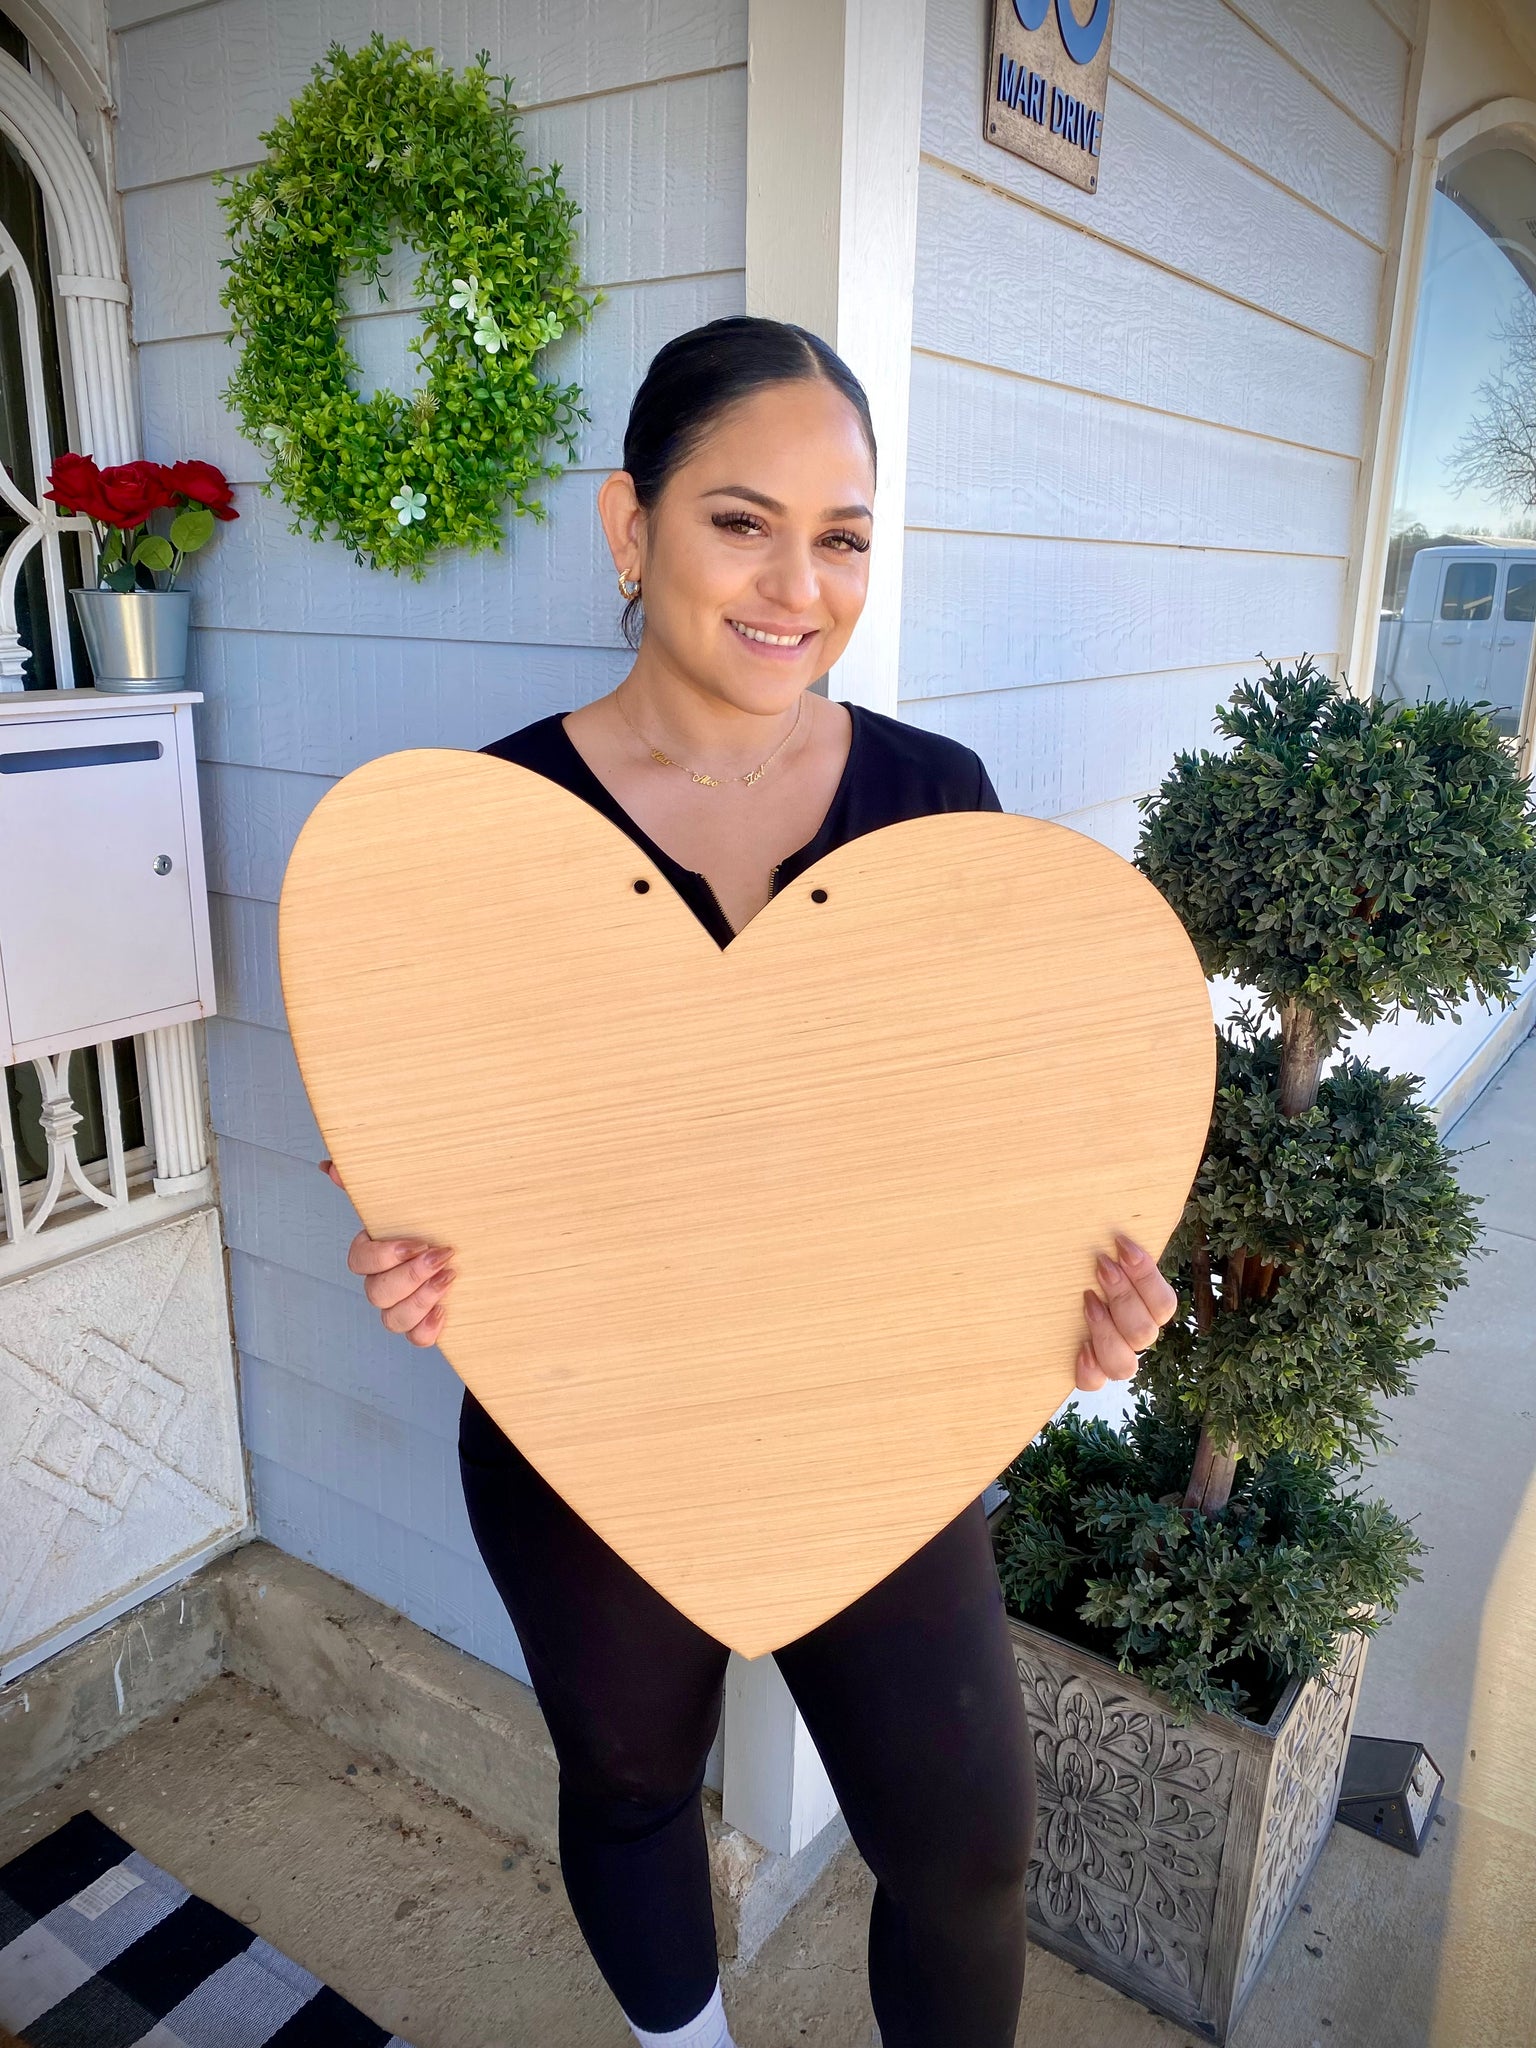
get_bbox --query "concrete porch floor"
[3,1022,1533,2048]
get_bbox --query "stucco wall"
[110,0,749,1685]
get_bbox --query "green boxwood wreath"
[215,35,601,577]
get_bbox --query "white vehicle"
[1373,543,1536,735]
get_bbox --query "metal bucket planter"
[1010,1615,1368,2042]
[71,587,191,692]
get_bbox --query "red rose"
[44,451,109,521]
[162,458,239,522]
[93,460,178,529]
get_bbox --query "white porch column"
[141,1021,212,1196]
[723,0,927,1858]
[744,0,926,716]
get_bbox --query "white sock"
[625,1979,736,2048]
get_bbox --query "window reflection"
[1375,146,1536,740]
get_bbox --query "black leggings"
[458,1387,1036,2047]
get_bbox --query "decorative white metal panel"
[0,1039,139,1245]
[0,1208,247,1678]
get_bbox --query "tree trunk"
[1182,1228,1242,1513]
[1183,1422,1240,1515]
[1277,999,1328,1115]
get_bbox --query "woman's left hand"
[1075,1234,1179,1392]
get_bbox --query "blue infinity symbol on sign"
[1012,0,1112,66]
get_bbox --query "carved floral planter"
[1010,1616,1368,2043]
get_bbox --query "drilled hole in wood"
[811,888,828,903]
[633,879,650,894]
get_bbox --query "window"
[1441,561,1496,620]
[1374,140,1536,743]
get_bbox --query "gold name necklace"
[615,685,805,788]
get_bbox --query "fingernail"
[394,1240,429,1259]
[1097,1254,1122,1285]
[1083,1289,1103,1318]
[425,1246,453,1270]
[1117,1235,1147,1266]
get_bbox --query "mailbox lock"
[152,854,174,876]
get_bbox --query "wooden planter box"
[1009,1616,1368,2042]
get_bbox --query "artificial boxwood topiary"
[996,660,1536,1720]
[995,1401,1424,1721]
[216,35,600,577]
[1137,1017,1482,1466]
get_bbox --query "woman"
[325,316,1177,2048]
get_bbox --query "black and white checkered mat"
[0,1811,416,2046]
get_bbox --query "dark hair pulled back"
[617,315,877,648]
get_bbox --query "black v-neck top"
[481,701,1003,948]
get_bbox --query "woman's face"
[600,376,876,709]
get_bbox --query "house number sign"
[986,0,1114,193]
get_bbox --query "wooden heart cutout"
[278,747,1215,1656]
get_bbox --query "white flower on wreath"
[260,422,294,455]
[448,275,482,318]
[472,308,508,354]
[390,484,428,527]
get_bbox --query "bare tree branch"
[1448,294,1536,513]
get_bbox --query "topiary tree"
[996,658,1536,1718]
[1138,657,1536,1511]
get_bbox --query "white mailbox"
[0,690,216,1065]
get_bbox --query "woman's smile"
[726,617,817,655]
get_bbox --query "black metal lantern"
[1336,1735,1444,1855]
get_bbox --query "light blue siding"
[903,0,1411,843]
[114,0,750,1686]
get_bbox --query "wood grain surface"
[278,748,1215,1655]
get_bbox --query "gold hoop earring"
[617,572,641,600]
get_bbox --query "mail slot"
[0,691,216,1064]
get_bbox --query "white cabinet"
[0,691,215,1064]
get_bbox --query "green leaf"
[169,506,216,552]
[132,534,175,572]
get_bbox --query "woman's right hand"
[320,1159,456,1347]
